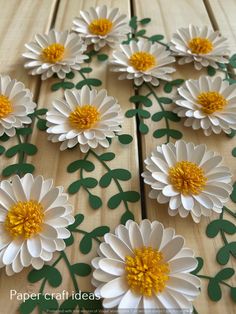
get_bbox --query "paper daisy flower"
[92,219,200,311]
[174,76,236,135]
[0,75,36,137]
[46,85,123,153]
[23,29,88,80]
[142,140,232,222]
[72,5,129,51]
[0,174,74,275]
[170,25,229,70]
[111,39,176,86]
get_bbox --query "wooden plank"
[0,0,57,180]
[205,0,236,53]
[0,0,59,313]
[23,0,141,311]
[133,0,235,313]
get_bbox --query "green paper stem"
[73,229,101,244]
[61,251,80,292]
[89,149,134,221]
[144,82,170,143]
[197,274,232,288]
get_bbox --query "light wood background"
[0,0,235,313]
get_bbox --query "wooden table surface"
[0,0,235,313]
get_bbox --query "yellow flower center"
[0,95,13,118]
[129,51,156,72]
[69,105,100,130]
[125,247,170,297]
[41,43,65,63]
[188,37,213,54]
[169,161,207,195]
[88,18,113,36]
[5,200,44,239]
[197,91,228,114]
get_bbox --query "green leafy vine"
[67,149,140,224]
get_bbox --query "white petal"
[100,277,128,298]
[99,258,125,276]
[161,236,184,262]
[118,289,142,309]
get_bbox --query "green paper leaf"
[66,72,75,79]
[16,128,32,136]
[232,147,236,157]
[230,287,236,302]
[215,268,235,281]
[230,182,236,202]
[71,263,92,276]
[99,152,115,161]
[207,66,216,76]
[19,298,37,314]
[28,265,62,288]
[67,160,95,173]
[82,177,98,188]
[171,79,185,86]
[138,109,151,118]
[158,97,173,104]
[120,210,134,225]
[37,119,47,131]
[68,214,84,231]
[62,81,75,89]
[129,95,152,107]
[125,109,137,118]
[35,108,48,116]
[0,133,10,142]
[229,54,236,68]
[80,235,92,254]
[152,111,181,122]
[2,163,35,177]
[91,226,110,237]
[51,82,63,91]
[129,16,137,30]
[191,257,204,275]
[68,180,83,194]
[97,54,108,61]
[153,128,182,139]
[139,122,149,134]
[163,82,172,93]
[0,145,5,155]
[79,296,103,311]
[206,219,236,238]
[216,242,236,265]
[208,279,222,301]
[89,194,102,209]
[59,297,78,313]
[108,191,140,209]
[149,34,164,43]
[64,233,74,247]
[99,172,112,188]
[76,78,102,89]
[5,143,37,158]
[100,167,134,187]
[118,134,133,144]
[136,29,146,36]
[140,18,151,25]
[80,67,92,73]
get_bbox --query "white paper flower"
[174,76,236,135]
[0,174,75,275]
[23,29,88,80]
[111,39,176,86]
[0,75,36,137]
[170,25,229,70]
[46,85,123,153]
[142,140,232,222]
[92,219,200,312]
[72,5,129,51]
